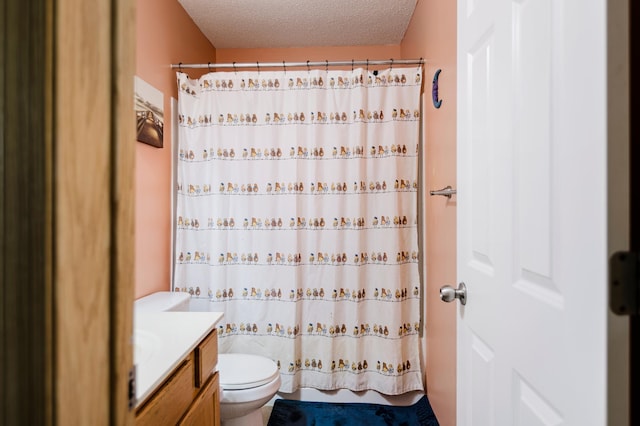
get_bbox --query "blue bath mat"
[267,395,439,426]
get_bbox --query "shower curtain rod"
[171,58,424,71]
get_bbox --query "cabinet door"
[136,358,195,426]
[195,331,218,387]
[179,372,220,426]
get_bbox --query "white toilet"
[217,353,281,426]
[135,292,281,426]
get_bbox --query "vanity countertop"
[134,311,223,407]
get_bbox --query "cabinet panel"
[196,330,218,387]
[179,372,220,426]
[136,356,195,426]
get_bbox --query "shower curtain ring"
[351,59,354,72]
[390,59,394,71]
[208,62,211,72]
[325,60,328,72]
[283,61,286,73]
[257,62,260,73]
[307,60,310,72]
[179,62,183,73]
[233,62,237,73]
[366,59,369,72]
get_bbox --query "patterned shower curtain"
[175,67,423,395]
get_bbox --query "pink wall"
[135,0,216,298]
[216,45,401,70]
[402,1,457,425]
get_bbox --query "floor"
[261,405,273,425]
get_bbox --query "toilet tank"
[134,291,190,313]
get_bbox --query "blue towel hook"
[432,69,443,109]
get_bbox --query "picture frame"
[134,76,164,148]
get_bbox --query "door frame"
[1,2,53,422]
[1,0,135,424]
[608,0,632,425]
[628,0,639,423]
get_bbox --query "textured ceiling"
[178,0,418,49]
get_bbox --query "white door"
[457,0,609,424]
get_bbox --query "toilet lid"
[217,353,280,390]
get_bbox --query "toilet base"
[220,407,263,426]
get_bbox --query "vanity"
[133,311,223,425]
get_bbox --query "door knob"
[440,282,467,305]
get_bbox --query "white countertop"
[134,311,223,407]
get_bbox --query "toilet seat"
[217,353,279,390]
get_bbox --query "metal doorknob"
[440,282,467,305]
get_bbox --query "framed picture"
[135,76,164,148]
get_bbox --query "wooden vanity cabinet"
[136,330,219,426]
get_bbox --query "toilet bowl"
[134,292,281,426]
[217,353,281,426]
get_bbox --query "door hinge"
[128,366,137,410]
[610,251,640,316]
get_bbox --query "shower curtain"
[175,66,423,395]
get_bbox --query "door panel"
[512,0,561,310]
[514,0,553,284]
[468,32,495,273]
[470,335,495,424]
[513,375,563,426]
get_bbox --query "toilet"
[217,353,281,426]
[135,292,281,426]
